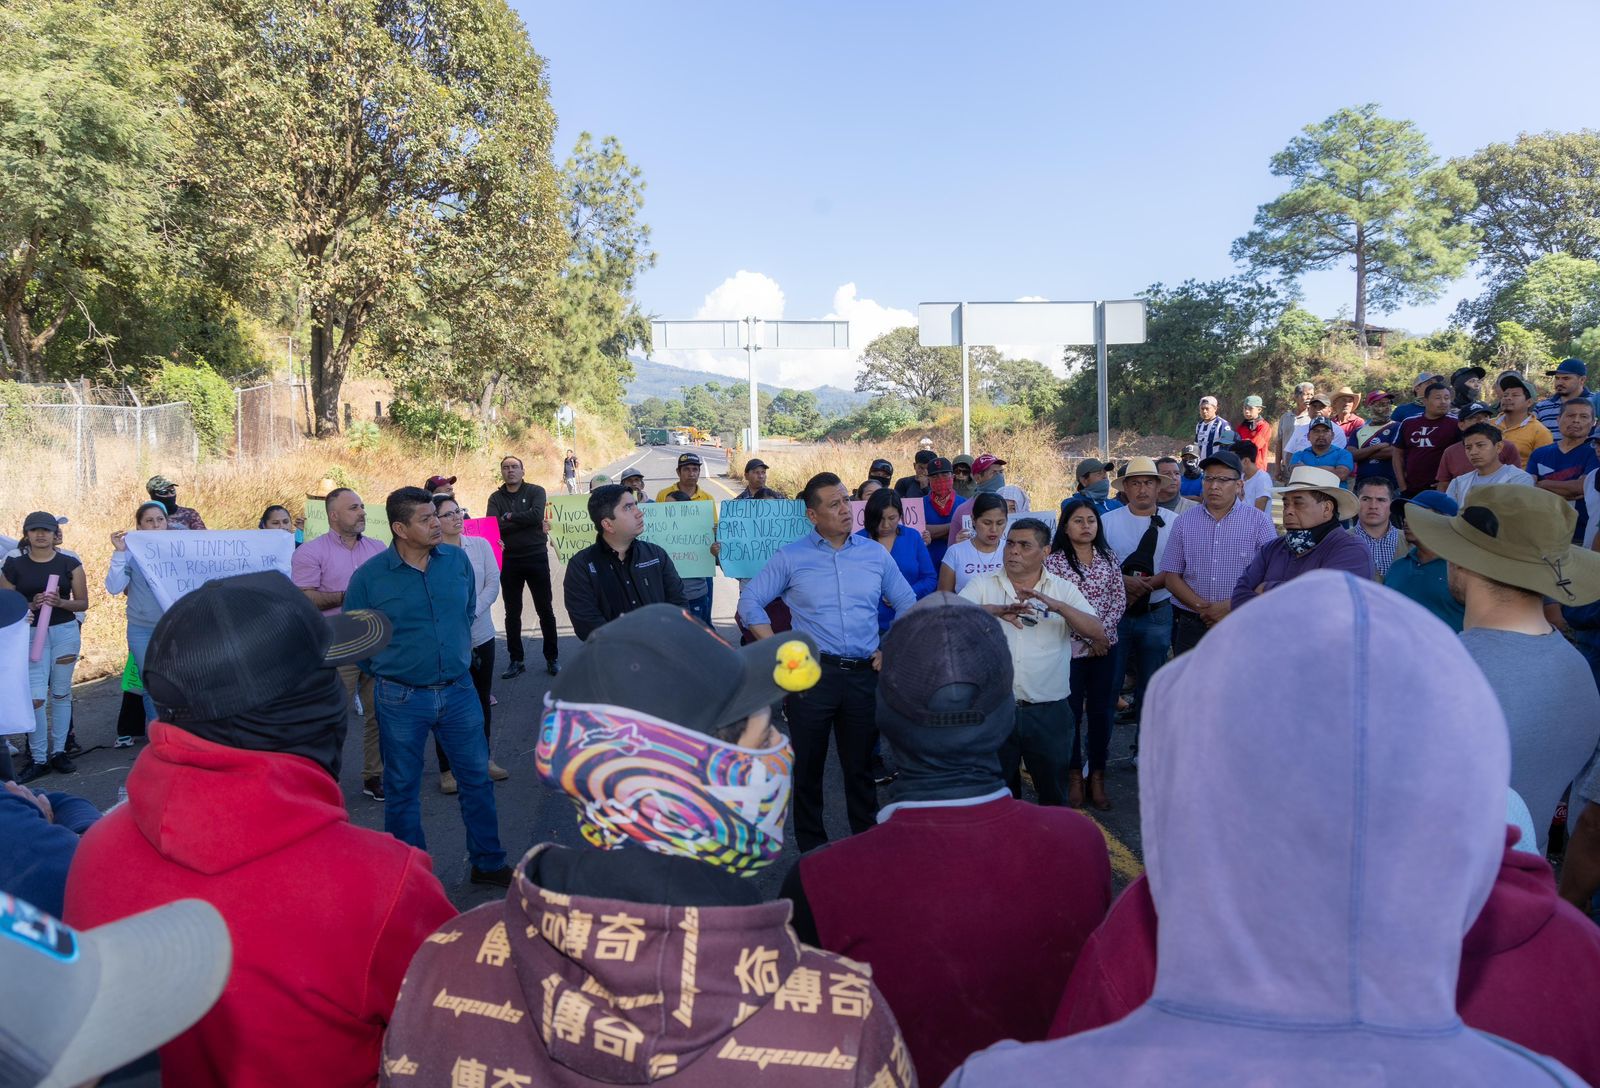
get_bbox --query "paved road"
[34,443,1142,914]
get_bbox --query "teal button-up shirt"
[344,543,477,684]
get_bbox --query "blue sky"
[515,0,1599,388]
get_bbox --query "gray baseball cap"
[0,893,231,1088]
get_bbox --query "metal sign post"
[918,299,1147,458]
[650,318,849,453]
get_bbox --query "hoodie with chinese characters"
[381,844,913,1087]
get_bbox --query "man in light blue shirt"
[739,471,916,849]
[1290,416,1356,488]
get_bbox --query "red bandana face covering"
[929,474,956,515]
[536,698,795,876]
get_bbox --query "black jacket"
[486,483,548,557]
[563,537,686,640]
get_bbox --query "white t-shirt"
[1243,470,1274,520]
[1101,506,1173,604]
[941,539,1005,592]
[1445,463,1535,509]
[1280,410,1312,458]
[960,569,1095,703]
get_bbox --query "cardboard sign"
[462,517,503,569]
[547,495,595,562]
[125,530,296,610]
[303,496,392,545]
[851,496,925,532]
[642,501,717,578]
[717,499,812,579]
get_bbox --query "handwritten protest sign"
[126,530,296,610]
[717,500,812,578]
[303,496,392,545]
[642,501,716,578]
[0,595,31,735]
[851,496,924,532]
[547,495,594,562]
[463,517,503,569]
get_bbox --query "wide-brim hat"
[1406,485,1600,606]
[1331,386,1358,406]
[1113,456,1162,488]
[1275,465,1358,520]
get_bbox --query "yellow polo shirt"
[1493,414,1553,466]
[959,568,1095,704]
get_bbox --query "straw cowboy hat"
[1274,465,1358,520]
[1112,456,1162,490]
[1331,386,1359,408]
[1406,485,1600,605]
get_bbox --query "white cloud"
[655,271,915,390]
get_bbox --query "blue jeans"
[127,623,158,728]
[28,623,80,763]
[1111,599,1172,732]
[685,579,714,627]
[374,673,506,872]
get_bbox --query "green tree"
[854,326,962,405]
[1576,327,1600,367]
[0,0,173,380]
[160,0,565,434]
[1469,254,1600,353]
[1456,131,1600,283]
[680,384,719,431]
[982,355,1061,419]
[1491,320,1558,374]
[1233,104,1478,352]
[767,388,823,437]
[630,395,673,430]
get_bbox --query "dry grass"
[1,416,631,682]
[747,423,1191,507]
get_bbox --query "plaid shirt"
[1159,500,1278,610]
[1350,523,1402,580]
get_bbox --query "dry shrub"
[1,415,630,682]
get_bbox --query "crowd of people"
[8,360,1600,1085]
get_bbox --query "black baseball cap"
[677,452,703,467]
[927,456,953,475]
[914,449,937,465]
[619,467,644,482]
[878,592,1013,732]
[1198,450,1244,476]
[144,572,391,723]
[1461,401,1492,419]
[744,458,768,473]
[869,458,893,477]
[550,604,819,735]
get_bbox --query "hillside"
[625,356,868,417]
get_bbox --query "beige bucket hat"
[1405,485,1600,605]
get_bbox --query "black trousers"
[1001,698,1074,805]
[784,662,879,851]
[1171,607,1210,656]
[437,639,495,774]
[501,552,558,663]
[1067,654,1116,773]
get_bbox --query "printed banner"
[642,501,717,578]
[303,496,393,545]
[717,499,812,579]
[462,517,503,569]
[125,530,296,610]
[851,496,924,532]
[547,495,595,562]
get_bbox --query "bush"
[345,420,381,452]
[147,358,235,457]
[0,381,31,437]
[388,389,484,452]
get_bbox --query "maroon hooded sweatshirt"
[1050,836,1600,1085]
[381,844,913,1086]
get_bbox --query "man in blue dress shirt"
[345,487,510,886]
[739,471,917,850]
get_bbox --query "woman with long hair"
[433,494,507,793]
[2,511,90,782]
[856,487,936,631]
[105,501,170,746]
[937,492,1008,593]
[1047,498,1127,810]
[259,504,305,546]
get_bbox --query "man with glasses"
[564,484,685,640]
[1159,450,1277,655]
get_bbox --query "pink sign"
[851,496,925,533]
[29,574,59,662]
[463,517,504,569]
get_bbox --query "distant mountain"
[625,357,868,417]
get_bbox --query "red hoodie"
[1050,838,1600,1086]
[64,722,458,1088]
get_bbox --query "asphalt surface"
[32,443,1143,913]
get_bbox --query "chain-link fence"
[234,381,310,461]
[8,382,199,494]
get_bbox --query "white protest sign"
[126,530,296,610]
[0,594,32,735]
